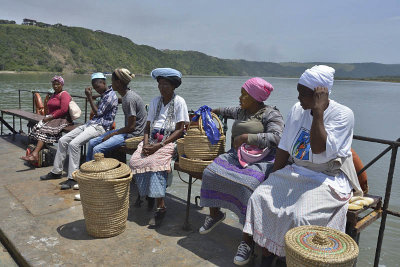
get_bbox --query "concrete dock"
[0,135,261,266]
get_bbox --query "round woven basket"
[176,138,185,156]
[285,225,359,267]
[184,112,225,160]
[72,153,132,238]
[179,155,212,173]
[125,136,143,149]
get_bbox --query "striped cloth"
[29,118,70,143]
[243,164,351,257]
[200,148,275,224]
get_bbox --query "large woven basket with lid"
[183,112,225,160]
[284,225,359,267]
[72,153,132,238]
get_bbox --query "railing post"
[374,144,398,267]
[18,90,22,132]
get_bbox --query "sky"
[1,0,399,64]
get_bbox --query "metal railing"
[353,135,400,267]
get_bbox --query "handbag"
[68,99,81,120]
[59,91,81,120]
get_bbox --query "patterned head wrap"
[51,75,64,86]
[298,65,335,94]
[151,68,182,88]
[114,68,135,85]
[242,77,274,102]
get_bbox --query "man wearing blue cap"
[40,73,118,189]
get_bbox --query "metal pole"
[374,145,398,267]
[18,90,22,132]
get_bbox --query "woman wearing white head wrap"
[240,65,362,265]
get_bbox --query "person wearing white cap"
[40,73,118,190]
[239,65,363,266]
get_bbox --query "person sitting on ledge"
[197,77,284,266]
[40,73,118,190]
[129,68,189,228]
[21,76,72,163]
[241,65,363,266]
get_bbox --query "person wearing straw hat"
[40,73,118,190]
[241,65,363,266]
[129,67,189,227]
[196,77,284,265]
[86,68,147,161]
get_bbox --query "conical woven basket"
[284,225,359,267]
[179,155,212,173]
[125,136,143,149]
[184,112,225,160]
[72,153,132,238]
[176,138,185,156]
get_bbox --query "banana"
[349,203,363,210]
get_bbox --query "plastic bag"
[192,105,221,145]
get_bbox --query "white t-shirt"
[278,100,355,193]
[147,95,189,131]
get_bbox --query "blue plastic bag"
[192,105,221,145]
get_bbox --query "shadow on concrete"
[57,219,94,240]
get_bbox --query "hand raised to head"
[312,86,329,112]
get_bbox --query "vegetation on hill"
[1,23,400,80]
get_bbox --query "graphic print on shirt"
[291,127,311,160]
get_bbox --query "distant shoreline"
[0,70,399,83]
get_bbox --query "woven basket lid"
[285,225,359,264]
[74,153,131,180]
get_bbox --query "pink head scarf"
[242,77,273,102]
[51,75,64,86]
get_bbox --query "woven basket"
[179,155,212,173]
[285,225,359,267]
[125,136,143,149]
[72,153,132,238]
[184,112,225,160]
[176,138,185,156]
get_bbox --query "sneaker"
[73,184,79,190]
[148,208,166,227]
[40,172,62,180]
[234,241,253,265]
[60,179,77,190]
[74,194,81,201]
[198,212,226,234]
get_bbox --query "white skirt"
[243,165,351,257]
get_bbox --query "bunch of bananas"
[348,196,374,210]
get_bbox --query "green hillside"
[1,23,400,79]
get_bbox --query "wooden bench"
[0,109,81,136]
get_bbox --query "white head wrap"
[298,65,335,94]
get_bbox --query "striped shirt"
[86,87,118,131]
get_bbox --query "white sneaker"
[73,184,79,190]
[74,194,81,201]
[234,241,253,265]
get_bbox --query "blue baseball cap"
[91,72,106,80]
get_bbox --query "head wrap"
[298,65,335,94]
[114,68,135,85]
[242,77,273,102]
[91,72,106,80]
[151,68,182,88]
[51,75,64,86]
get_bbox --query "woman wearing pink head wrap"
[21,75,72,164]
[198,78,285,265]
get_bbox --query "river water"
[0,73,399,266]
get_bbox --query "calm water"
[1,73,399,266]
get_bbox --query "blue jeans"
[86,129,128,161]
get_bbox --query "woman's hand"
[312,87,329,113]
[233,133,248,150]
[42,115,53,123]
[142,143,161,156]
